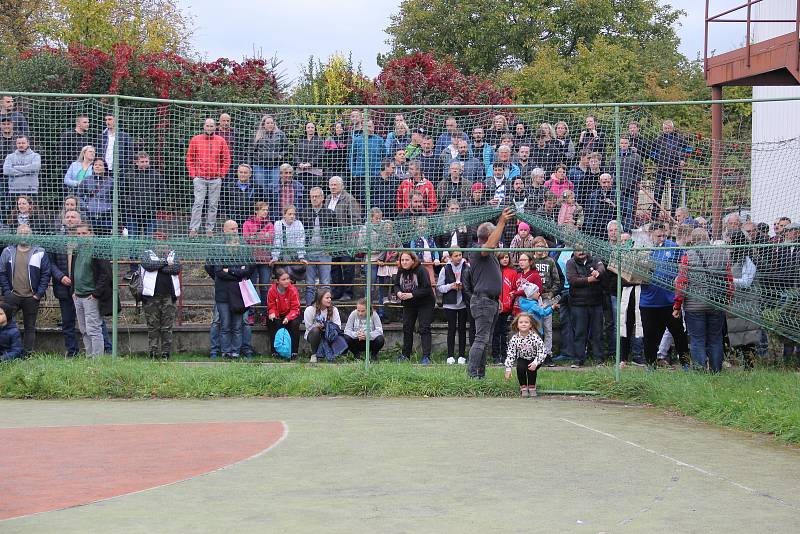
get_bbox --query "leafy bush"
[1,44,284,103]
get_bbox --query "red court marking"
[0,421,286,520]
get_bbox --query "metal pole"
[111,96,120,359]
[363,107,372,367]
[711,86,724,240]
[705,0,710,76]
[613,105,622,382]
[746,0,752,67]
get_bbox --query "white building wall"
[750,0,800,224]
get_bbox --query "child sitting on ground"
[504,312,547,397]
[0,304,23,361]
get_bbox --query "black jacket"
[392,265,435,306]
[566,254,606,307]
[68,255,117,316]
[122,167,164,222]
[212,264,254,307]
[225,181,267,224]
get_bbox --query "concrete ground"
[1,397,799,533]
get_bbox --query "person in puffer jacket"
[267,267,302,359]
[0,303,23,361]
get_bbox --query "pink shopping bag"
[239,279,262,307]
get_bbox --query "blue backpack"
[273,327,292,359]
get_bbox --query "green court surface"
[1,397,799,533]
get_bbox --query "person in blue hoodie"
[0,303,23,361]
[639,222,689,367]
[348,120,384,204]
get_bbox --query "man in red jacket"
[186,118,231,237]
[395,160,437,215]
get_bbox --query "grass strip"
[1,357,798,444]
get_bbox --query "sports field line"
[560,417,800,513]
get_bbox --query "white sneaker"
[310,355,318,364]
[446,357,456,365]
[457,357,467,365]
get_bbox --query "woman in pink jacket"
[242,201,274,324]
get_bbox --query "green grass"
[1,357,798,444]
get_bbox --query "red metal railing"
[705,0,800,73]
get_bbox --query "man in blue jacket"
[0,224,51,355]
[348,120,384,204]
[639,222,689,367]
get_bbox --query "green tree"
[292,53,374,107]
[0,0,194,55]
[383,0,685,75]
[50,0,194,53]
[0,0,52,54]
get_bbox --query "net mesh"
[0,94,798,342]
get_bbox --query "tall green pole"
[363,107,372,367]
[111,97,120,359]
[613,106,622,382]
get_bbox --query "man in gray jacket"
[3,135,41,198]
[327,176,361,302]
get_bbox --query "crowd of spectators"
[0,95,797,371]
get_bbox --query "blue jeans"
[58,297,78,356]
[217,302,244,356]
[252,165,279,190]
[684,310,726,372]
[332,256,355,299]
[305,258,331,306]
[606,295,617,357]
[571,304,605,364]
[211,304,253,357]
[101,320,112,353]
[620,195,635,233]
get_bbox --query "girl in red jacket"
[267,268,301,359]
[512,252,544,315]
[492,252,518,365]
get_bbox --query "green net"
[0,93,798,343]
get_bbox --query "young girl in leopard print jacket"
[504,312,547,397]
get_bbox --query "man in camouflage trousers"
[139,238,182,359]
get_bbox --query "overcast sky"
[181,0,749,81]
